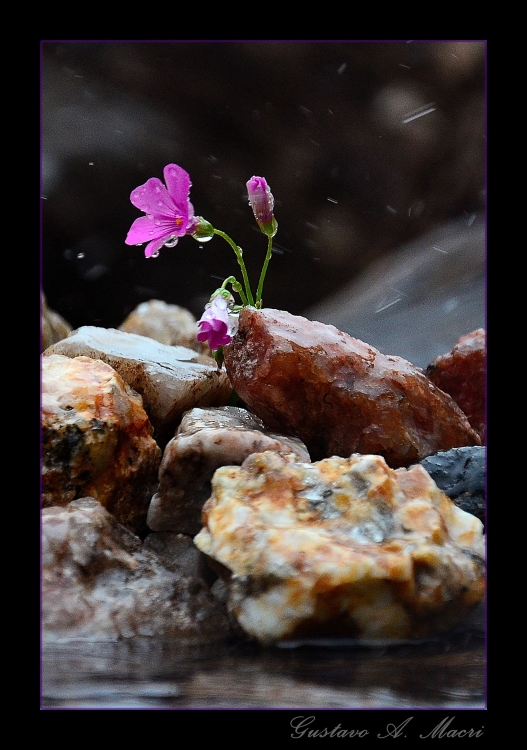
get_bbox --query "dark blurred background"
[41,41,485,346]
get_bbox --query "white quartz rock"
[147,406,310,535]
[44,326,232,447]
[194,451,485,645]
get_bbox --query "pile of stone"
[41,298,485,644]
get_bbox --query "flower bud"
[246,176,278,238]
[191,216,215,242]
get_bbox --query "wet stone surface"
[224,307,481,466]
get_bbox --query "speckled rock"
[42,354,161,533]
[44,326,232,447]
[419,446,485,528]
[42,498,232,641]
[194,451,485,645]
[224,307,481,467]
[119,299,209,354]
[147,406,310,536]
[41,292,72,351]
[426,329,485,443]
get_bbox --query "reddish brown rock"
[426,329,485,443]
[224,308,481,467]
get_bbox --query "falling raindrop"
[77,252,85,259]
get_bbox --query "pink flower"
[197,296,239,350]
[246,176,277,237]
[125,164,198,258]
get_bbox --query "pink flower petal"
[145,235,170,258]
[163,164,192,211]
[125,215,175,246]
[130,177,176,217]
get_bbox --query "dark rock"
[419,446,485,528]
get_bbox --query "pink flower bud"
[246,176,277,237]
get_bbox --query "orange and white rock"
[42,354,161,533]
[148,406,310,535]
[194,451,485,645]
[45,326,232,447]
[119,299,209,354]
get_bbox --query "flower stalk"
[125,165,278,351]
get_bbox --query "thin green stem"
[213,229,254,306]
[219,275,248,307]
[256,235,274,307]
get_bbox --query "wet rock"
[42,292,72,351]
[119,299,209,355]
[42,498,232,641]
[45,326,233,447]
[194,451,485,645]
[42,354,161,533]
[224,307,480,467]
[147,406,310,536]
[419,446,485,528]
[143,530,217,586]
[426,328,485,443]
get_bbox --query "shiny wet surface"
[41,605,484,709]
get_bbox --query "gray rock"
[147,406,310,535]
[44,326,233,447]
[42,498,232,641]
[303,215,484,369]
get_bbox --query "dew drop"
[164,236,179,248]
[150,250,160,258]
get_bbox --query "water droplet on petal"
[151,250,160,258]
[164,236,179,248]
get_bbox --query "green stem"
[213,229,254,306]
[256,235,274,307]
[219,275,248,307]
